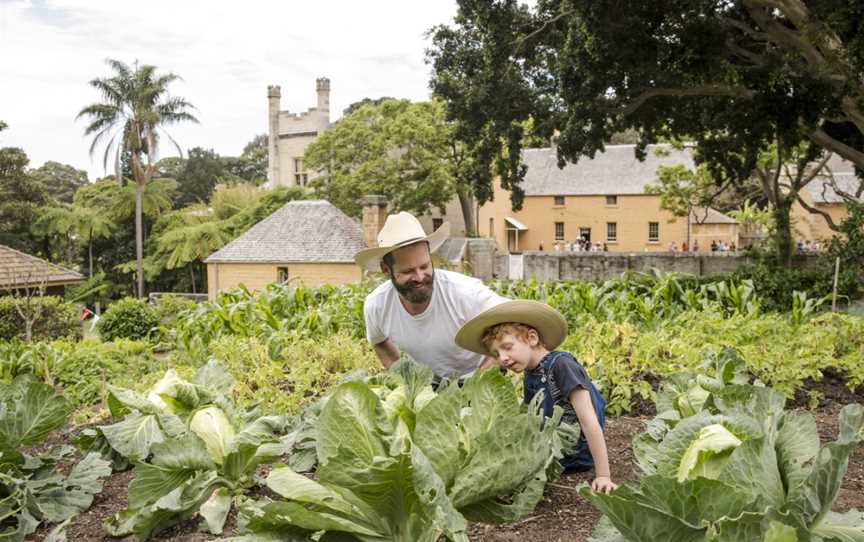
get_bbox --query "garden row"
[6,350,862,541]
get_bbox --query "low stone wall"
[492,252,822,282]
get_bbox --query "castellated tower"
[266,77,331,188]
[267,85,281,187]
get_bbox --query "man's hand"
[591,476,617,494]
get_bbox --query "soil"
[27,403,864,542]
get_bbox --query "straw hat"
[455,296,568,356]
[354,211,450,271]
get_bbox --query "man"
[355,211,498,382]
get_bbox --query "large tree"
[30,161,89,204]
[77,59,197,297]
[0,147,50,254]
[305,98,479,235]
[428,0,864,264]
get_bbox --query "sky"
[0,0,459,180]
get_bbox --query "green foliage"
[97,297,159,342]
[29,161,89,204]
[582,375,864,541]
[304,99,469,221]
[0,296,81,342]
[174,147,226,207]
[89,362,287,540]
[0,375,111,540]
[208,334,380,416]
[235,362,563,541]
[0,146,50,254]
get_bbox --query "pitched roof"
[0,244,84,289]
[690,207,738,225]
[205,200,366,264]
[521,144,696,196]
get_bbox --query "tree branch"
[514,9,575,51]
[795,192,841,232]
[614,85,757,117]
[808,127,864,170]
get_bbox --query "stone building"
[204,200,365,299]
[478,144,739,252]
[266,78,330,188]
[792,154,861,243]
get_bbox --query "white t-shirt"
[364,269,497,378]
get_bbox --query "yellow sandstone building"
[479,144,739,252]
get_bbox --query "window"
[605,195,618,206]
[606,222,617,242]
[293,158,307,185]
[554,195,565,206]
[579,227,591,243]
[489,217,494,237]
[554,222,565,241]
[277,266,289,283]
[648,222,660,242]
[432,218,444,231]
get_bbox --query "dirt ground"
[28,402,864,542]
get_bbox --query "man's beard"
[392,269,435,304]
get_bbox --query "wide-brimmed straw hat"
[455,296,568,356]
[354,211,450,271]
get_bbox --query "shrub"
[0,295,81,341]
[96,297,159,342]
[151,294,197,328]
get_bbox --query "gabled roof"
[690,207,738,225]
[521,144,696,196]
[0,244,84,289]
[205,200,366,264]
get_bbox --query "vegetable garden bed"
[28,403,864,542]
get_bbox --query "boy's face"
[488,332,538,373]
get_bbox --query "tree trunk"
[88,236,94,278]
[773,198,794,268]
[135,183,145,298]
[190,264,197,294]
[456,187,476,237]
[24,318,33,343]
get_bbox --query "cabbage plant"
[103,397,287,540]
[229,361,565,542]
[0,375,111,541]
[582,380,864,541]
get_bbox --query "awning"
[504,216,528,231]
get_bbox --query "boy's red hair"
[480,322,547,353]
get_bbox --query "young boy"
[455,297,617,494]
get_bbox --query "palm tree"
[77,59,197,297]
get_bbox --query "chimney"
[362,195,388,248]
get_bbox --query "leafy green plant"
[0,375,111,540]
[97,297,160,342]
[232,362,565,541]
[0,296,81,342]
[77,361,287,539]
[582,379,864,541]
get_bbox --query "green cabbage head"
[189,406,236,464]
[677,423,741,482]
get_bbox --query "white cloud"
[0,0,458,179]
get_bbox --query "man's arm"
[372,339,401,369]
[570,388,617,494]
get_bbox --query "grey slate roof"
[690,208,737,225]
[205,200,366,264]
[521,144,696,196]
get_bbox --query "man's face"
[384,242,434,304]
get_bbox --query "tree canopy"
[304,98,479,233]
[427,0,864,260]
